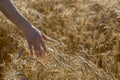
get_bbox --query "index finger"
[39,38,47,52]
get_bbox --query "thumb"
[42,33,57,42]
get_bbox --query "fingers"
[28,44,33,56]
[39,38,47,52]
[33,42,43,58]
[42,33,57,43]
[27,40,43,58]
[33,47,39,58]
[33,46,42,58]
[33,37,48,58]
[27,33,49,58]
[42,34,53,42]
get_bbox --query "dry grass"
[0,0,120,80]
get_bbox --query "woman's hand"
[0,0,54,58]
[24,26,50,58]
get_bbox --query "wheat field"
[0,0,120,80]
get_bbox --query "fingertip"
[34,49,39,58]
[42,34,51,41]
[39,39,47,53]
[30,52,33,57]
[38,52,42,58]
[46,48,49,53]
[36,53,39,58]
[43,46,47,53]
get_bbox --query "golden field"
[0,0,120,80]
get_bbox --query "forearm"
[0,0,32,32]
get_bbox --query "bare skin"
[0,0,51,58]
